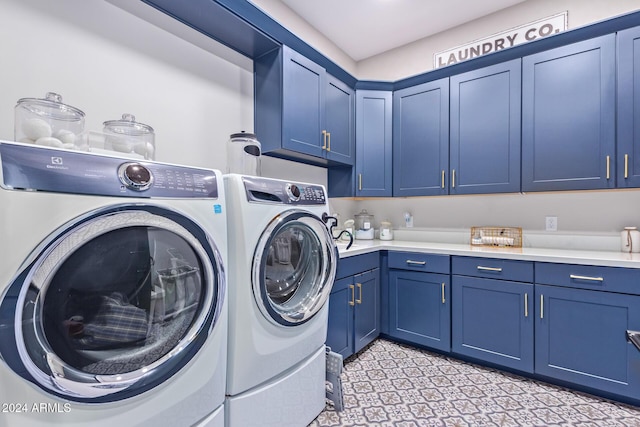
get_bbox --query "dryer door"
[253,209,337,326]
[0,205,224,402]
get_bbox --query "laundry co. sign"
[434,12,568,68]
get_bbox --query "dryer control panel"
[0,141,218,198]
[243,176,326,205]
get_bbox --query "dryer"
[223,174,337,427]
[0,141,227,427]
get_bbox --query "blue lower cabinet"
[535,284,640,400]
[389,270,450,352]
[326,276,354,358]
[327,268,380,359]
[452,276,533,373]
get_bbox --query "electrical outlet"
[545,216,558,232]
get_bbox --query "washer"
[223,174,337,427]
[0,141,227,427]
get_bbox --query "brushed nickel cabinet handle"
[540,294,544,319]
[327,132,331,152]
[321,130,327,150]
[349,284,355,306]
[625,154,629,179]
[441,283,446,304]
[606,155,610,180]
[441,170,445,189]
[524,293,528,317]
[570,274,604,282]
[358,173,362,191]
[406,260,426,266]
[356,283,362,304]
[477,266,503,272]
[452,169,456,188]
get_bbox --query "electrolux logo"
[46,156,69,170]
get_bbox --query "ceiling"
[276,0,527,61]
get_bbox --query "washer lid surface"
[252,209,337,326]
[0,205,224,402]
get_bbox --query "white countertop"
[336,239,640,268]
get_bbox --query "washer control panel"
[243,176,326,205]
[0,141,218,198]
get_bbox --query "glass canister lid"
[103,113,154,136]
[16,92,85,121]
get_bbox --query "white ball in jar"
[133,141,155,159]
[35,136,64,148]
[53,129,76,145]
[108,136,133,153]
[22,118,52,140]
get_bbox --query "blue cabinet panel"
[325,75,355,165]
[535,262,640,295]
[452,256,533,283]
[522,35,616,191]
[617,26,640,188]
[336,252,379,279]
[450,59,521,194]
[535,284,640,399]
[326,277,354,358]
[282,47,325,158]
[452,276,533,373]
[388,252,450,274]
[393,79,449,196]
[328,261,380,359]
[389,270,450,351]
[354,269,380,354]
[356,91,393,197]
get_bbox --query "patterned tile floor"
[310,339,640,427]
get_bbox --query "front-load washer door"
[0,205,224,402]
[252,209,337,326]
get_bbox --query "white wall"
[0,0,326,186]
[358,0,640,80]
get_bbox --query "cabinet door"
[326,276,354,358]
[452,276,533,373]
[325,75,355,165]
[618,26,640,188]
[535,284,640,400]
[353,268,380,354]
[356,90,393,197]
[393,78,449,196]
[522,35,616,191]
[450,60,521,194]
[282,46,325,158]
[389,270,450,351]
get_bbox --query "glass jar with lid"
[103,113,155,160]
[14,92,85,149]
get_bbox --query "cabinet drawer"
[336,252,379,279]
[535,263,640,295]
[453,256,533,282]
[388,252,450,273]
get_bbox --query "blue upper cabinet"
[355,90,393,197]
[325,75,355,165]
[255,46,354,167]
[522,35,616,192]
[393,78,449,196]
[617,26,640,188]
[450,60,521,195]
[282,47,325,159]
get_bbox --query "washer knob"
[286,183,301,201]
[118,162,153,191]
